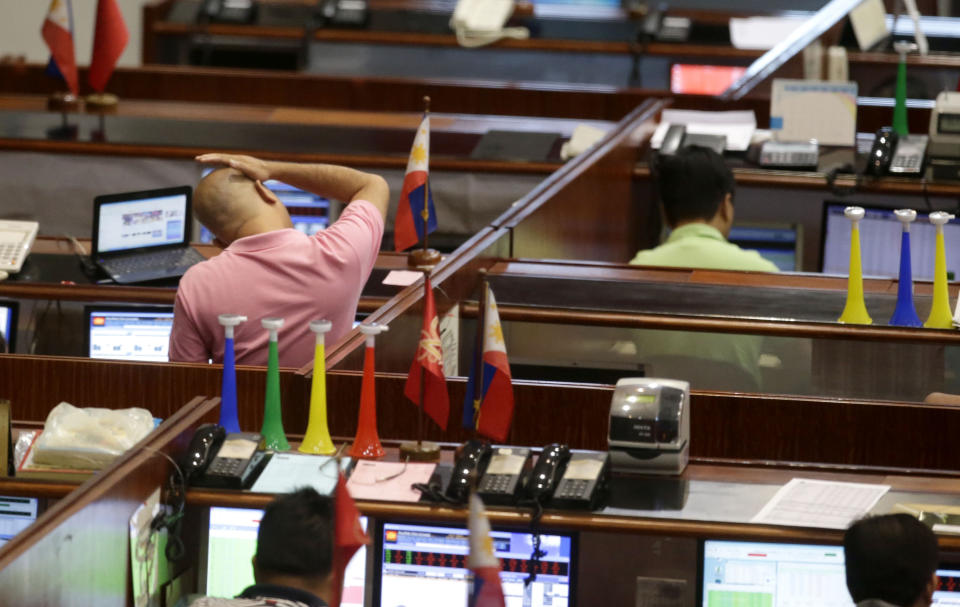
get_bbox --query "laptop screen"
[0,496,39,548]
[204,506,367,604]
[94,186,191,254]
[701,540,852,607]
[85,306,174,362]
[377,521,575,607]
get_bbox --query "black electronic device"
[0,299,18,353]
[550,451,610,510]
[446,439,492,503]
[181,424,268,489]
[525,443,570,502]
[867,127,928,176]
[659,123,686,156]
[316,0,368,27]
[476,447,533,506]
[200,0,258,24]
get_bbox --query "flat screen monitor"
[935,568,960,607]
[0,496,39,548]
[84,305,174,362]
[0,300,18,352]
[671,64,748,95]
[376,521,575,607]
[821,203,960,281]
[203,506,367,605]
[728,224,800,271]
[701,539,852,607]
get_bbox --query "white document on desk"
[250,453,349,495]
[651,110,756,152]
[770,79,858,146]
[729,16,808,50]
[752,478,890,529]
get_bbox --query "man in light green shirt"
[629,146,778,389]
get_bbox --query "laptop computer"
[91,186,205,284]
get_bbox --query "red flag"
[89,0,129,92]
[41,0,78,95]
[403,277,449,429]
[331,472,368,607]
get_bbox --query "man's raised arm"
[196,153,390,219]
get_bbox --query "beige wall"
[0,0,144,67]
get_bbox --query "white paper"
[250,453,349,495]
[751,478,889,529]
[382,270,421,287]
[730,16,808,50]
[770,79,858,146]
[651,110,756,152]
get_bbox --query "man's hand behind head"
[196,153,271,183]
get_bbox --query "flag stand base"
[408,248,441,271]
[399,440,440,462]
[85,92,119,111]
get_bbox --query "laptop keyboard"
[100,247,204,277]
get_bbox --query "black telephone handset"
[446,439,492,503]
[476,447,533,505]
[180,424,267,489]
[867,126,898,176]
[526,443,571,502]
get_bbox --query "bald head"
[195,168,291,245]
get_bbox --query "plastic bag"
[33,402,155,469]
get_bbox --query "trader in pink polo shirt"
[169,153,388,367]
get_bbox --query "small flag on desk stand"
[403,276,450,430]
[41,0,78,96]
[463,283,514,443]
[468,492,506,607]
[394,113,437,251]
[88,0,129,93]
[331,472,369,607]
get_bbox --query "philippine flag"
[41,0,78,95]
[468,493,506,607]
[394,117,437,251]
[462,286,514,442]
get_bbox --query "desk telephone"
[867,127,928,176]
[180,424,268,489]
[200,0,257,24]
[0,220,39,275]
[446,440,609,509]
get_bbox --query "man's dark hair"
[657,145,735,226]
[844,514,938,606]
[255,488,334,579]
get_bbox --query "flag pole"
[420,96,431,253]
[472,271,488,434]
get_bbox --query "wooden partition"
[0,355,306,432]
[0,395,220,605]
[0,62,929,133]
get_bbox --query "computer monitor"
[0,496,39,548]
[84,305,174,362]
[934,568,960,607]
[376,521,575,607]
[196,169,330,243]
[202,506,368,605]
[0,300,18,352]
[700,539,852,607]
[728,224,801,271]
[821,203,960,281]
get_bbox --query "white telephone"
[450,0,528,47]
[0,220,39,274]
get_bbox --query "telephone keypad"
[479,474,513,494]
[208,457,246,477]
[556,479,589,499]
